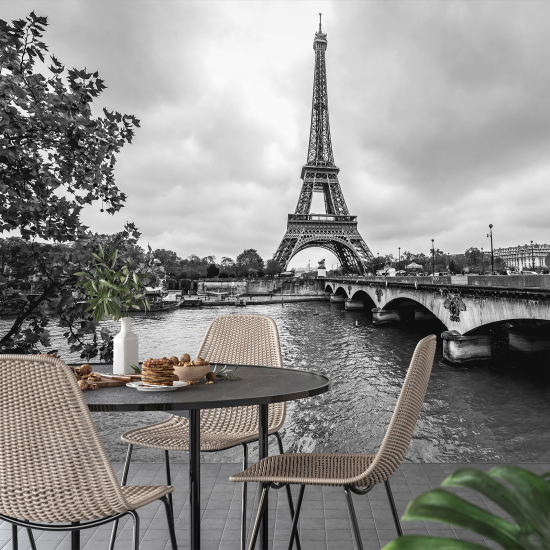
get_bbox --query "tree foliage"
[152,249,181,277]
[236,249,264,275]
[265,259,283,276]
[0,12,140,242]
[206,263,219,278]
[0,224,156,360]
[465,247,481,267]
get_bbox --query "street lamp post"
[377,252,379,275]
[487,224,494,274]
[431,239,435,275]
[481,247,484,275]
[398,247,401,272]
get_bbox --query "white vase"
[113,317,139,375]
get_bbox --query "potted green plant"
[382,465,550,549]
[76,246,150,374]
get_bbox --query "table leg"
[71,522,80,550]
[189,409,201,550]
[258,404,269,550]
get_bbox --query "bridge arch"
[382,297,448,328]
[333,285,349,298]
[324,284,334,293]
[350,289,376,307]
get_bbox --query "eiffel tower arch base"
[273,216,372,275]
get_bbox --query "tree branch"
[0,280,57,348]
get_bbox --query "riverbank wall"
[183,294,328,307]
[196,277,324,297]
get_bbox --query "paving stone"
[1,461,542,550]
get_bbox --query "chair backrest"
[0,354,130,522]
[197,314,286,431]
[355,334,437,486]
[197,314,283,368]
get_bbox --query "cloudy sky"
[5,0,550,268]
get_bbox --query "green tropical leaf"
[488,466,550,543]
[382,536,488,550]
[441,468,532,531]
[401,488,523,549]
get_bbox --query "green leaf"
[488,466,550,541]
[402,488,523,549]
[442,468,532,531]
[98,279,126,292]
[382,536,489,550]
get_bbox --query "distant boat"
[180,298,202,308]
[313,311,319,316]
[143,287,180,312]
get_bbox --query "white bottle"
[113,317,139,375]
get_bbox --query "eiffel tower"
[273,15,373,274]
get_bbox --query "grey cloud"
[4,0,550,260]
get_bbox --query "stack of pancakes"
[142,357,175,386]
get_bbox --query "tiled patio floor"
[2,461,548,550]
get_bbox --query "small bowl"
[174,364,210,383]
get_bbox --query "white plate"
[126,381,188,392]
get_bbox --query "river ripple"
[2,302,548,464]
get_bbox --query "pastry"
[142,357,175,386]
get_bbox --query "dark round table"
[84,364,331,550]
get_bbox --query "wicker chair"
[230,334,437,550]
[0,354,177,550]
[112,313,299,550]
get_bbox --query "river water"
[3,302,549,464]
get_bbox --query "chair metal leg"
[384,479,403,536]
[10,522,36,550]
[287,485,305,550]
[128,510,140,550]
[247,484,270,550]
[71,522,80,550]
[274,433,302,550]
[25,522,37,550]
[109,443,134,550]
[161,496,178,550]
[165,450,175,525]
[344,486,363,550]
[241,443,248,550]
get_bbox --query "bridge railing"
[323,275,550,289]
[467,275,550,288]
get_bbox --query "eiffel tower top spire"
[306,13,335,168]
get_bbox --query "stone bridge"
[323,275,550,364]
